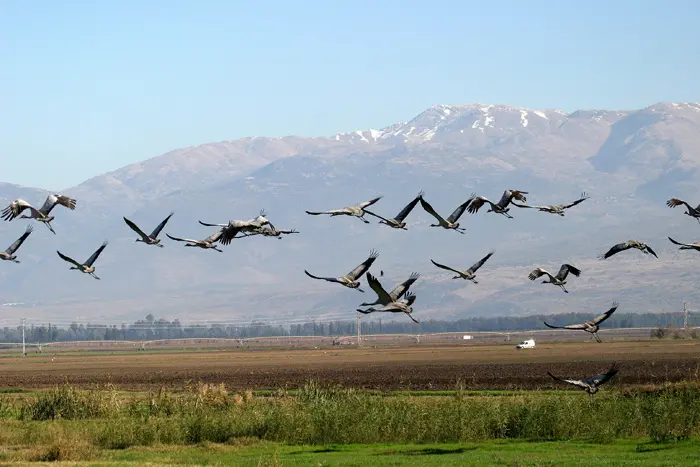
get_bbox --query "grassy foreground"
[0,381,699,464]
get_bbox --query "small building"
[462,335,473,340]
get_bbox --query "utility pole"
[356,312,361,346]
[21,317,26,357]
[379,318,382,334]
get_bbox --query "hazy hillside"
[2,101,700,326]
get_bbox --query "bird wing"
[218,225,243,245]
[346,249,379,281]
[592,301,620,325]
[305,209,347,216]
[447,195,476,223]
[56,250,83,268]
[198,220,228,227]
[666,198,691,210]
[304,270,342,284]
[403,291,417,307]
[544,321,587,330]
[668,236,690,247]
[357,196,383,209]
[363,210,391,223]
[5,224,33,254]
[84,241,108,266]
[510,201,540,209]
[547,372,588,390]
[166,233,198,243]
[430,259,463,275]
[561,192,590,209]
[599,242,630,259]
[497,189,528,208]
[419,198,447,224]
[204,229,223,243]
[468,251,495,274]
[365,272,393,305]
[1,199,42,221]
[123,217,149,240]
[556,264,581,281]
[40,194,76,215]
[149,212,174,238]
[587,363,620,387]
[528,268,550,281]
[389,272,420,300]
[644,243,658,258]
[466,196,497,214]
[393,191,424,222]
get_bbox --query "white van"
[516,339,536,349]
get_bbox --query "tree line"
[0,310,694,344]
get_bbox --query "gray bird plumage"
[544,301,620,342]
[0,224,33,263]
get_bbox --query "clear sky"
[1,0,699,189]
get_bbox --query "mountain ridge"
[2,100,700,325]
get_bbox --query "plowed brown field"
[1,341,698,391]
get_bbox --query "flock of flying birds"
[2,189,700,394]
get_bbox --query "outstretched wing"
[468,251,495,274]
[561,192,590,209]
[547,372,589,390]
[84,241,108,267]
[40,194,76,215]
[5,224,33,254]
[592,301,619,325]
[419,198,447,224]
[357,196,383,209]
[556,264,581,281]
[544,321,587,330]
[599,242,630,259]
[528,268,550,281]
[667,198,691,210]
[1,199,42,221]
[389,272,420,300]
[497,189,528,208]
[644,243,658,258]
[466,196,496,214]
[305,209,346,216]
[123,217,149,240]
[510,201,540,209]
[430,259,463,275]
[149,212,174,238]
[363,210,391,223]
[403,291,417,307]
[587,363,620,387]
[393,191,424,222]
[447,195,476,223]
[668,236,694,248]
[198,220,228,227]
[365,272,393,305]
[346,249,379,281]
[204,229,223,243]
[166,233,198,243]
[304,270,342,284]
[56,250,83,268]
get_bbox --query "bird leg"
[356,288,365,293]
[357,216,370,224]
[44,222,56,234]
[594,332,602,343]
[12,259,20,264]
[455,228,466,234]
[156,243,165,248]
[470,278,479,284]
[91,273,100,280]
[405,312,419,324]
[560,284,569,293]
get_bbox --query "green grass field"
[0,381,698,464]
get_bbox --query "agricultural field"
[0,338,699,465]
[0,339,698,391]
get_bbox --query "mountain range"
[2,101,700,327]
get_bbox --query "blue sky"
[1,0,699,189]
